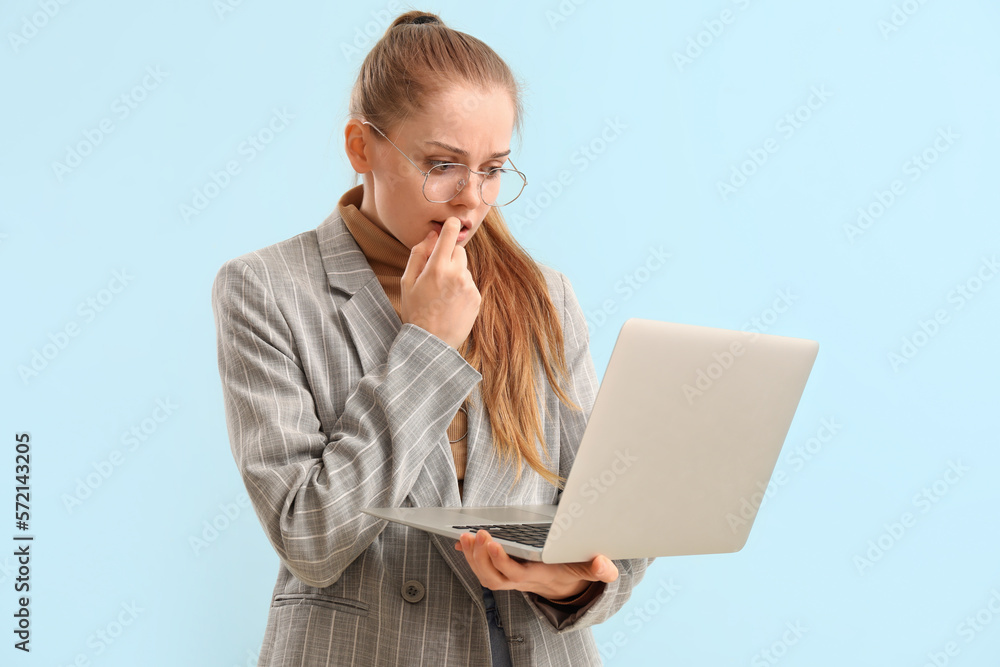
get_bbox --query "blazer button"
[401,580,425,603]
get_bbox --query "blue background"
[2,0,998,665]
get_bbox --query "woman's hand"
[454,529,618,600]
[401,218,481,350]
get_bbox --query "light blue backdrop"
[2,0,998,665]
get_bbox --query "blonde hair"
[347,9,582,489]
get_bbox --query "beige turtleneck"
[337,185,471,501]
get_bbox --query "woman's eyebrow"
[423,139,510,160]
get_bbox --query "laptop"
[362,317,819,563]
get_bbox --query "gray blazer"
[211,207,653,666]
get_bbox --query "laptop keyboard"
[452,523,551,548]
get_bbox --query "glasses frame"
[361,120,527,207]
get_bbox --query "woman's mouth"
[431,220,471,240]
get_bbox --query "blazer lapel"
[315,211,399,375]
[315,211,464,510]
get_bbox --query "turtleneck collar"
[337,184,410,276]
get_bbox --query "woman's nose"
[453,172,485,207]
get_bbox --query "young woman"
[211,10,652,666]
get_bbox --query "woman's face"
[347,85,516,250]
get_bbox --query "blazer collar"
[316,206,384,297]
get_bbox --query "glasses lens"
[481,169,526,207]
[424,164,525,207]
[424,164,468,203]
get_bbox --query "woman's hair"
[348,9,582,490]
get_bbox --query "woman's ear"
[344,120,374,174]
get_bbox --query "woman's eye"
[428,161,503,172]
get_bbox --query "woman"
[211,10,652,666]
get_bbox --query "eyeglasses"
[362,120,527,207]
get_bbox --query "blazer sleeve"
[211,257,483,589]
[522,271,656,633]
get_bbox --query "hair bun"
[410,15,439,25]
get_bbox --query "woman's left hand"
[454,529,618,600]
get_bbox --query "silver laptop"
[362,318,818,563]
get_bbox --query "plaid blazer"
[211,208,653,666]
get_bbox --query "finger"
[454,532,480,553]
[402,229,436,287]
[592,555,619,583]
[427,217,461,268]
[459,532,502,589]
[457,533,477,569]
[452,243,468,273]
[470,530,506,587]
[484,538,528,581]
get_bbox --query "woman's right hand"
[400,217,481,350]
